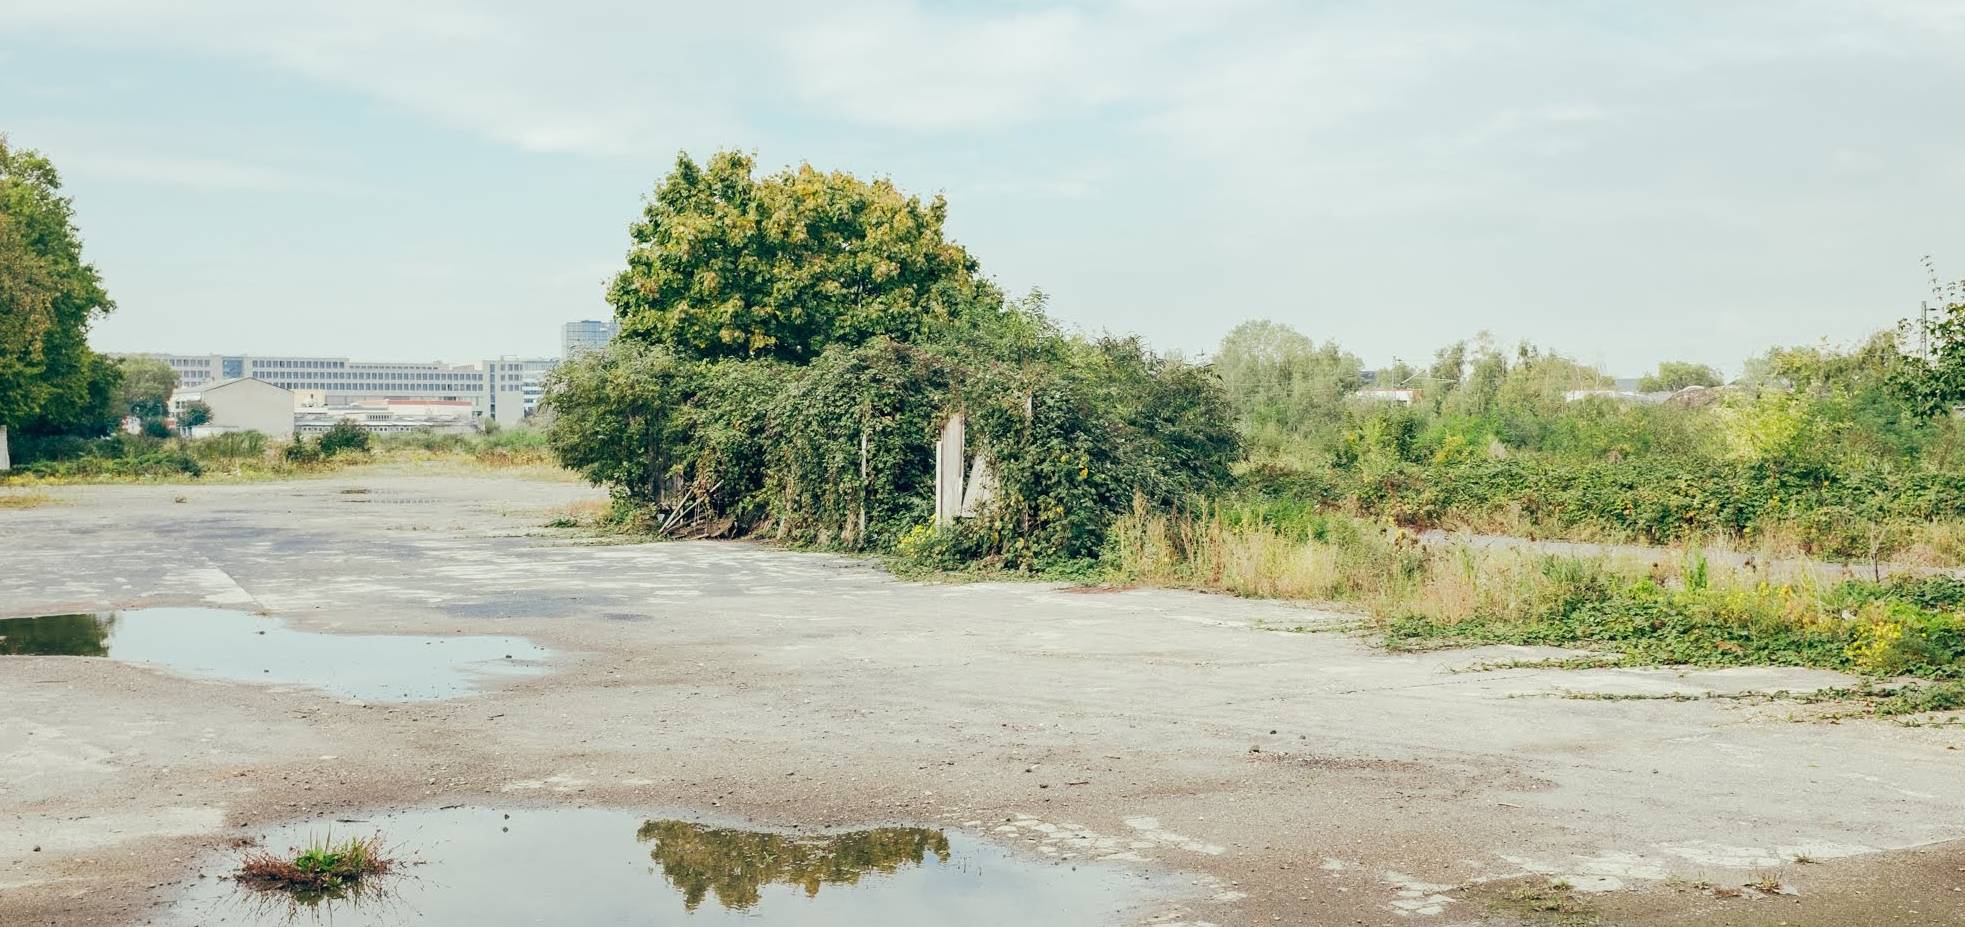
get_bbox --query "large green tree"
[607,150,992,363]
[0,137,117,468]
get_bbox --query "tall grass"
[1105,501,1965,677]
[374,426,554,467]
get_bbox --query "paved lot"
[2,469,1961,925]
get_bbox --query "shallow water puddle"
[163,807,1157,926]
[0,608,547,700]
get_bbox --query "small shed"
[172,377,295,440]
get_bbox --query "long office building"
[145,353,557,424]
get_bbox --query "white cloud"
[8,0,1965,371]
[64,152,317,192]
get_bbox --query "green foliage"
[608,150,994,363]
[282,438,323,465]
[18,349,122,439]
[549,329,1237,566]
[190,430,265,461]
[1638,360,1723,393]
[1115,505,1964,678]
[1383,569,1965,678]
[1214,320,1363,456]
[315,420,371,457]
[114,355,178,419]
[177,400,212,429]
[0,137,118,441]
[238,833,393,902]
[555,157,1239,567]
[543,341,697,503]
[958,336,1238,567]
[764,337,945,548]
[1893,277,1965,417]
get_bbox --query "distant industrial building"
[140,321,607,431]
[171,377,296,440]
[561,319,617,358]
[296,399,479,436]
[144,353,555,425]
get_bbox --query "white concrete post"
[934,414,965,526]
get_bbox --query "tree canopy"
[1213,320,1364,435]
[607,150,994,364]
[115,355,178,420]
[1638,361,1723,393]
[0,137,118,448]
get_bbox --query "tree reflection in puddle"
[0,612,114,656]
[636,820,952,910]
[163,806,1156,926]
[0,607,546,700]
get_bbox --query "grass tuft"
[236,833,394,900]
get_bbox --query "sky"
[2,0,1961,375]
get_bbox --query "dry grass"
[1103,502,1425,609]
[1432,505,1965,572]
[541,497,609,528]
[0,489,56,509]
[1105,504,1965,676]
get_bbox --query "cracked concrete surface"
[2,468,1962,925]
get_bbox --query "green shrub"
[283,438,323,464]
[316,420,371,457]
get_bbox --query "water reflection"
[0,607,547,700]
[0,612,114,656]
[162,807,1153,926]
[636,820,952,910]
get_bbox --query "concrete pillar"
[0,425,9,472]
[934,414,965,526]
[960,454,995,517]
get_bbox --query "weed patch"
[1107,507,1965,678]
[1556,680,1965,723]
[1487,879,1599,926]
[236,833,394,901]
[0,489,55,509]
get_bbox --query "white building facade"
[145,353,556,425]
[171,378,296,440]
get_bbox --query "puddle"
[162,807,1159,926]
[0,608,548,701]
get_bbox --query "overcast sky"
[3,1,1961,374]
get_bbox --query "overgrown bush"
[316,420,371,457]
[544,329,1238,566]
